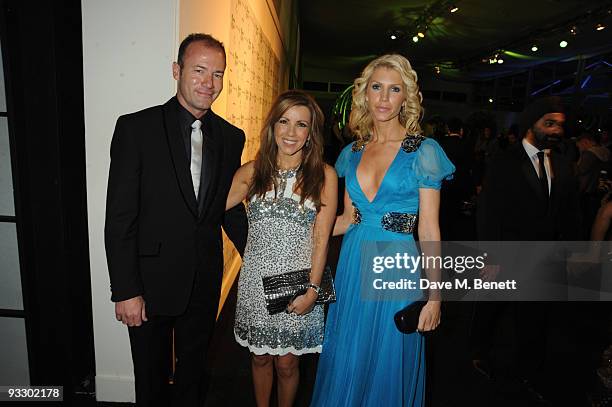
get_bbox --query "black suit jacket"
[477,143,581,241]
[105,98,247,316]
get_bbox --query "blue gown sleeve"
[412,138,455,189]
[334,143,354,178]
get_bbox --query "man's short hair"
[177,33,225,67]
[447,117,463,133]
[508,123,519,136]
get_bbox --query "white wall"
[82,0,179,402]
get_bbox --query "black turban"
[520,96,565,137]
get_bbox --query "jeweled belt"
[351,203,417,234]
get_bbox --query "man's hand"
[115,296,147,327]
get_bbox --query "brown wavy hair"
[248,89,326,209]
[349,54,424,143]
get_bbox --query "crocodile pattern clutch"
[262,266,336,315]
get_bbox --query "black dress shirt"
[173,96,213,164]
[172,96,213,204]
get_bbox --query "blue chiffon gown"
[310,135,454,407]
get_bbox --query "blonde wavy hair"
[349,54,423,143]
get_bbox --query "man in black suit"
[478,97,579,241]
[105,33,247,407]
[474,97,581,403]
[439,117,475,241]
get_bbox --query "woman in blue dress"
[311,54,454,406]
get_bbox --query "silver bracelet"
[307,283,321,296]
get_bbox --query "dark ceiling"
[299,0,612,81]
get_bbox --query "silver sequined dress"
[234,168,324,355]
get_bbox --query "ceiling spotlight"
[434,66,441,74]
[560,40,568,48]
[531,45,538,52]
[412,36,419,43]
[488,52,502,64]
[596,23,606,31]
[570,25,578,35]
[450,5,459,13]
[488,98,494,103]
[390,34,397,40]
[417,32,425,38]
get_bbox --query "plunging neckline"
[355,143,403,204]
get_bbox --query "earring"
[305,137,311,148]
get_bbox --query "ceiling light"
[387,30,404,41]
[434,66,441,74]
[450,6,459,13]
[417,32,425,38]
[531,45,538,52]
[488,52,502,64]
[570,26,578,35]
[596,23,605,31]
[412,36,419,43]
[488,98,494,103]
[560,40,568,48]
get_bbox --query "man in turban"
[473,96,581,404]
[478,96,580,240]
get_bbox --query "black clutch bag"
[394,300,427,334]
[262,266,336,315]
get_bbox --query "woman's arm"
[225,161,254,210]
[417,188,442,332]
[418,188,441,241]
[332,188,353,236]
[591,201,612,240]
[290,165,338,315]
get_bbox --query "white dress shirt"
[522,138,551,195]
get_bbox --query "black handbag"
[394,300,427,334]
[262,266,336,315]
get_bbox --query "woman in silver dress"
[226,89,337,407]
